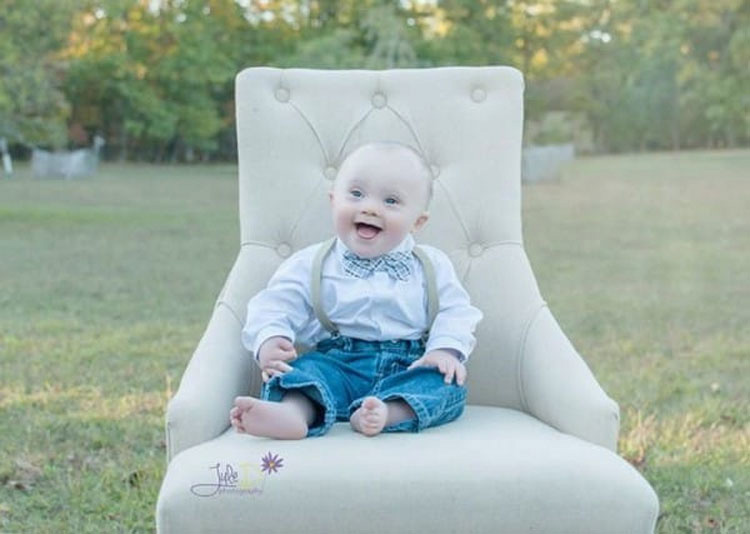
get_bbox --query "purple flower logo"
[261,452,284,475]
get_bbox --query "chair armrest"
[519,304,620,452]
[164,302,260,463]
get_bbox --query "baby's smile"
[354,222,382,240]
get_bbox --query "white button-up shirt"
[242,233,483,363]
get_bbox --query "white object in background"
[31,135,106,179]
[522,143,575,183]
[0,137,12,177]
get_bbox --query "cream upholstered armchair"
[156,66,659,533]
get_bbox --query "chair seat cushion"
[157,405,658,534]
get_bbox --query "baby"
[230,141,483,439]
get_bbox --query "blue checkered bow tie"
[342,250,413,281]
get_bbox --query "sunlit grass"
[1,152,749,532]
[523,149,750,533]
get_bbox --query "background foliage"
[1,0,748,161]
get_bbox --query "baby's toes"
[232,416,246,433]
[362,412,378,423]
[229,407,244,429]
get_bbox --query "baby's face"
[328,146,430,258]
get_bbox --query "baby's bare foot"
[231,396,308,440]
[350,396,388,437]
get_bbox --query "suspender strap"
[412,245,439,334]
[311,237,339,335]
[311,237,439,340]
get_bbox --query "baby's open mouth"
[355,222,382,239]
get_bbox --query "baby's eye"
[385,197,399,205]
[350,190,363,198]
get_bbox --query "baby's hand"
[407,349,466,386]
[257,336,298,383]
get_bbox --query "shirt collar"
[335,233,415,261]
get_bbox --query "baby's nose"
[360,204,379,216]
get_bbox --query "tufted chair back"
[217,66,545,411]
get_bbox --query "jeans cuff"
[380,392,430,433]
[262,374,338,438]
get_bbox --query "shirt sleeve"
[240,250,314,362]
[423,248,484,363]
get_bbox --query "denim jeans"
[260,335,467,437]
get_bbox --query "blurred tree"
[0,0,77,149]
[63,0,244,161]
[677,0,749,148]
[361,3,417,68]
[573,0,748,152]
[5,0,747,160]
[420,0,515,65]
[272,0,418,68]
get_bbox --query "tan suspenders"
[310,237,439,342]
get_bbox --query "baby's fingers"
[456,365,467,386]
[277,348,298,362]
[443,364,456,385]
[276,360,294,372]
[262,360,294,382]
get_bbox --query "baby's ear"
[411,211,430,234]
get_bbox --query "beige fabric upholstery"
[157,66,658,533]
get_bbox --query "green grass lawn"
[1,151,748,532]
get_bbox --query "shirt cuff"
[251,327,296,362]
[424,337,469,363]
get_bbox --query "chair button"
[372,92,387,108]
[324,166,337,180]
[277,243,292,257]
[430,164,440,177]
[275,87,290,102]
[471,87,486,103]
[468,243,484,257]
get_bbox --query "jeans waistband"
[317,335,425,354]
